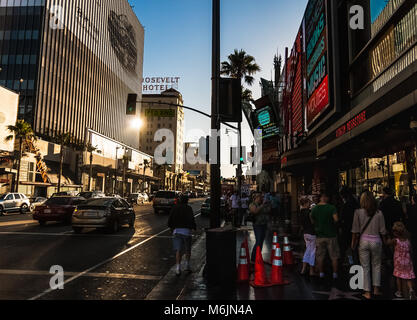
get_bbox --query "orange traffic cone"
[237,243,250,283]
[243,236,250,266]
[283,236,294,266]
[270,232,278,264]
[250,246,273,288]
[271,244,290,285]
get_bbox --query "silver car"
[0,193,31,215]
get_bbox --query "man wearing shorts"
[311,192,340,284]
[168,195,197,276]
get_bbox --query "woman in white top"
[351,191,387,300]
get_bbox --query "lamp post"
[210,0,221,229]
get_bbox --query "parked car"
[140,192,149,203]
[200,197,226,216]
[0,193,31,215]
[127,193,146,205]
[29,197,47,212]
[33,196,86,226]
[72,198,135,234]
[51,191,79,197]
[153,191,181,214]
[77,191,106,199]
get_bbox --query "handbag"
[352,213,377,264]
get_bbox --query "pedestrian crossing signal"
[126,94,137,115]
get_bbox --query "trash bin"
[205,226,237,288]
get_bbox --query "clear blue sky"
[129,0,307,176]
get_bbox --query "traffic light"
[230,146,246,165]
[219,78,242,123]
[126,93,137,115]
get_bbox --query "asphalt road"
[0,198,208,300]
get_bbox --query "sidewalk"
[146,223,401,301]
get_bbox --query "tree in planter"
[142,159,151,192]
[83,143,102,191]
[55,132,74,193]
[5,120,36,193]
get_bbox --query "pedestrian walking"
[240,193,250,226]
[270,192,280,225]
[386,222,416,300]
[249,193,271,263]
[380,187,404,232]
[230,190,241,227]
[351,191,387,300]
[311,191,340,285]
[168,195,197,276]
[339,187,359,265]
[299,197,316,277]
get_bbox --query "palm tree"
[83,143,102,191]
[221,49,261,86]
[55,132,73,193]
[5,120,36,192]
[242,87,254,103]
[142,159,151,192]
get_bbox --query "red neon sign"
[336,111,367,138]
[307,75,329,126]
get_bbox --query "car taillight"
[174,199,178,205]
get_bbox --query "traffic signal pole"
[210,0,221,229]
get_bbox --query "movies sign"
[304,0,330,127]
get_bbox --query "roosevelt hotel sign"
[142,77,180,93]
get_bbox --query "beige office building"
[140,89,184,174]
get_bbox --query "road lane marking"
[0,269,162,281]
[0,220,37,227]
[28,211,201,300]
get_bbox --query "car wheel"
[0,206,4,216]
[39,221,46,226]
[109,219,119,233]
[20,204,29,214]
[73,227,83,234]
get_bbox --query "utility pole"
[237,122,242,199]
[210,0,221,229]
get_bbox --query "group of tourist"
[300,188,417,300]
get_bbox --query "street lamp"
[130,117,143,130]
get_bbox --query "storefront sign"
[144,109,175,118]
[307,75,329,125]
[254,106,280,140]
[335,111,367,138]
[305,0,330,128]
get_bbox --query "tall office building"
[140,89,185,174]
[0,0,144,148]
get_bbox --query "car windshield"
[45,197,73,206]
[79,198,114,208]
[0,194,7,200]
[78,192,92,198]
[155,191,176,199]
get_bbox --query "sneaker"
[409,290,416,300]
[394,291,403,299]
